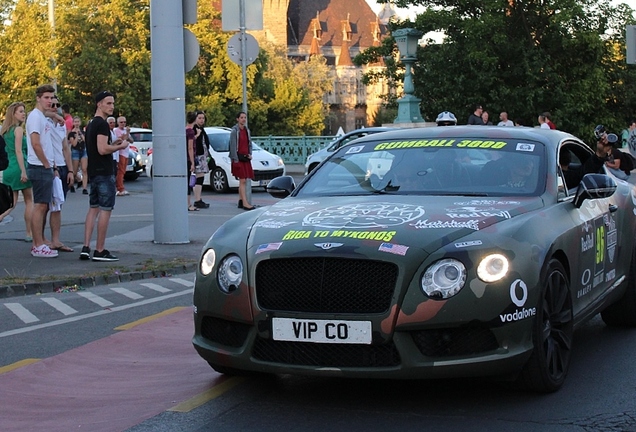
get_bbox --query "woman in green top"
[1,102,33,240]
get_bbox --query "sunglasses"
[53,103,61,108]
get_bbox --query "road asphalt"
[0,164,305,297]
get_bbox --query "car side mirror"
[266,175,295,199]
[573,174,617,208]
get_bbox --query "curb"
[0,262,197,298]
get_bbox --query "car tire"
[211,167,229,193]
[601,245,636,327]
[124,172,139,181]
[518,258,573,393]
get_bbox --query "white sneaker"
[31,244,59,258]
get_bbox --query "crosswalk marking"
[40,298,78,316]
[77,291,114,308]
[5,303,39,324]
[140,283,171,293]
[169,277,194,287]
[111,287,144,300]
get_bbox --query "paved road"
[0,166,305,295]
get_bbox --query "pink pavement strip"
[0,308,227,432]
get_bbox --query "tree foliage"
[0,0,330,134]
[360,0,636,140]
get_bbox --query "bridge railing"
[252,135,336,165]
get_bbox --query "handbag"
[0,183,14,215]
[238,153,250,162]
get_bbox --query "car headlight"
[277,157,284,167]
[200,248,216,276]
[421,259,466,299]
[217,254,243,293]
[477,254,509,283]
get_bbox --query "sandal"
[188,206,199,212]
[53,245,74,252]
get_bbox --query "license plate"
[272,318,372,344]
[259,179,270,186]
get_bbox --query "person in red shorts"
[228,111,255,211]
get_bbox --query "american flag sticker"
[256,242,283,254]
[378,242,409,256]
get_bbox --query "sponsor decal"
[605,269,616,283]
[412,219,480,231]
[516,143,535,152]
[606,215,617,264]
[314,242,344,250]
[253,219,296,229]
[282,229,397,242]
[345,145,364,154]
[255,242,283,254]
[455,240,483,248]
[446,207,512,219]
[303,203,425,229]
[378,242,409,256]
[577,269,592,298]
[373,139,508,151]
[454,200,520,206]
[500,279,536,323]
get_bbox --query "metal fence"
[252,135,336,164]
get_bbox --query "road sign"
[222,0,263,31]
[227,33,260,66]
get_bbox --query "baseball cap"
[95,91,114,104]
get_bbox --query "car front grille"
[253,168,284,181]
[201,316,251,348]
[410,327,499,357]
[252,337,401,367]
[255,258,398,314]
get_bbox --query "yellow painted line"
[0,358,40,375]
[168,377,247,412]
[114,306,187,331]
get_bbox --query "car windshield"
[206,130,262,152]
[131,132,152,142]
[297,138,546,197]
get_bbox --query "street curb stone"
[0,265,197,298]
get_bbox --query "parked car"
[124,148,144,181]
[129,127,153,169]
[193,126,636,392]
[304,126,394,174]
[203,126,285,193]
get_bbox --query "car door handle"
[609,204,618,213]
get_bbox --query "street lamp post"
[392,28,424,124]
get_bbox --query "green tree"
[0,0,56,112]
[360,0,636,140]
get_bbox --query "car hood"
[246,195,544,255]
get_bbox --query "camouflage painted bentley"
[193,126,636,392]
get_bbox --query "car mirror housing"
[266,175,295,199]
[573,173,617,208]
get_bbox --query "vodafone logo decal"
[510,279,527,307]
[500,279,536,323]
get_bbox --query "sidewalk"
[0,164,305,298]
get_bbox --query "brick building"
[216,0,396,134]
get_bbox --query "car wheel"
[518,259,573,393]
[601,245,636,327]
[124,172,139,181]
[211,167,229,193]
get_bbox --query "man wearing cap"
[80,91,128,262]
